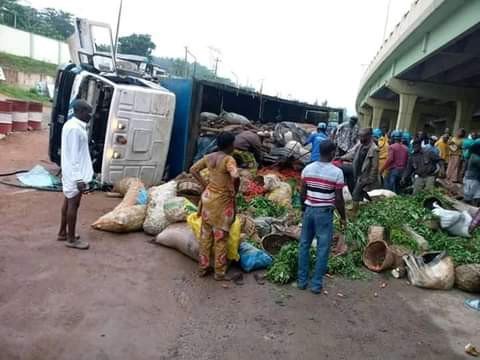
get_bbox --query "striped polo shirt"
[301,161,345,207]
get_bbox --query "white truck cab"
[49,18,175,186]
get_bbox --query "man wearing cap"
[57,99,93,250]
[401,139,443,194]
[381,130,409,194]
[305,122,329,162]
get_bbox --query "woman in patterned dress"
[190,132,240,280]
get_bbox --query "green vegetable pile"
[266,190,480,284]
[237,195,288,218]
[345,191,480,266]
[267,242,367,284]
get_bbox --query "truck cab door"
[67,18,117,73]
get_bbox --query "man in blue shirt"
[305,122,329,162]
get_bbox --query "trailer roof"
[196,79,344,113]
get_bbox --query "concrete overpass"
[356,0,480,134]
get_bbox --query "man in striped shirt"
[297,140,347,294]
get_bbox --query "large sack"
[285,140,309,160]
[239,242,273,272]
[154,223,198,260]
[164,196,197,223]
[143,181,177,235]
[187,213,241,261]
[220,111,250,125]
[267,182,292,207]
[404,252,455,290]
[455,264,480,293]
[367,189,397,199]
[92,178,146,233]
[200,112,219,122]
[92,205,146,233]
[113,177,145,208]
[432,204,472,238]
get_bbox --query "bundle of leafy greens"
[266,191,480,284]
[236,195,288,218]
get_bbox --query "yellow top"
[435,139,450,161]
[378,136,389,161]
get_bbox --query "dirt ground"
[0,129,479,360]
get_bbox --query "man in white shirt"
[57,99,93,250]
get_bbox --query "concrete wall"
[0,24,70,64]
[2,67,54,89]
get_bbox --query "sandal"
[214,274,231,282]
[231,272,244,286]
[254,273,266,285]
[57,234,80,242]
[65,240,89,250]
[198,268,213,277]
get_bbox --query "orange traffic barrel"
[0,101,13,134]
[9,99,29,131]
[28,101,43,130]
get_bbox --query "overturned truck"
[49,18,175,186]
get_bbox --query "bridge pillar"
[358,106,372,128]
[454,100,475,131]
[371,106,384,129]
[396,93,417,132]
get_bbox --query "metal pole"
[213,57,221,77]
[184,46,189,77]
[113,0,123,70]
[382,0,392,43]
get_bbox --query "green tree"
[118,34,156,56]
[41,8,74,39]
[0,0,74,40]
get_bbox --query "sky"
[28,0,413,114]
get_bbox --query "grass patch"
[0,83,50,104]
[0,52,57,76]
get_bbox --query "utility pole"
[259,78,265,95]
[213,57,220,77]
[382,0,392,43]
[184,46,189,77]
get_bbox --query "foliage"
[0,1,74,40]
[267,241,368,284]
[0,83,50,104]
[345,190,480,266]
[118,34,156,57]
[266,242,300,284]
[328,250,368,280]
[265,190,480,285]
[0,52,57,76]
[236,195,287,218]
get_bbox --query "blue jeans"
[386,168,404,193]
[297,206,334,291]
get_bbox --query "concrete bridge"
[356,0,480,134]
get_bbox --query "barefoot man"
[57,99,93,250]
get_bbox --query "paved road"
[0,130,477,360]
